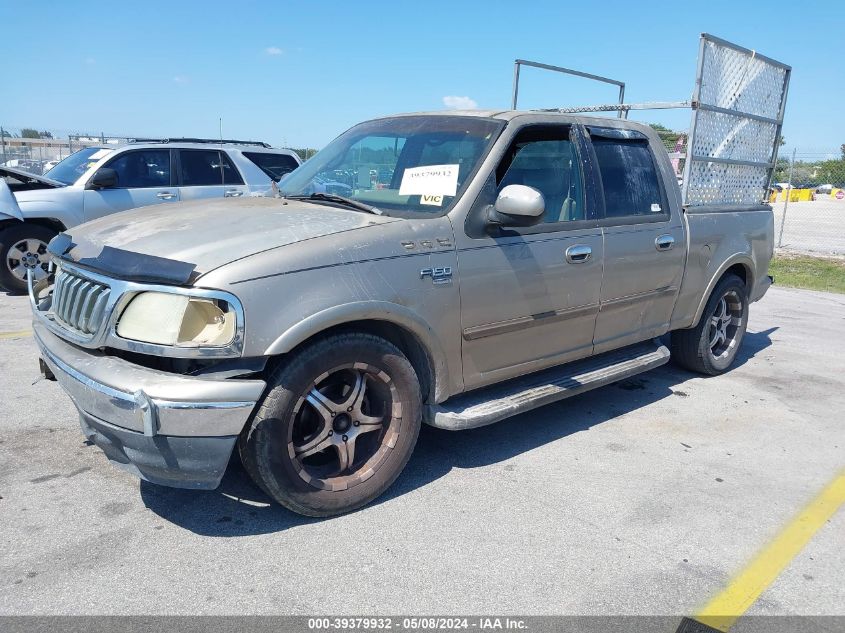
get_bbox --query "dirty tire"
[671,273,748,375]
[0,224,56,294]
[239,333,422,517]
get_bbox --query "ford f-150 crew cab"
[27,35,789,516]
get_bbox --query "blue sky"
[1,0,842,152]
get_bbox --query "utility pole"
[0,126,6,164]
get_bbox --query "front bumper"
[34,320,266,489]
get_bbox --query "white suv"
[0,139,301,292]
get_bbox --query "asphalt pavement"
[0,287,843,618]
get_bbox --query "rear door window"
[591,138,665,218]
[179,150,244,186]
[242,152,299,182]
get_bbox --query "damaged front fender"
[0,179,24,222]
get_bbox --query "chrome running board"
[425,340,670,430]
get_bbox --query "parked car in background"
[0,139,300,293]
[2,158,44,175]
[310,174,354,196]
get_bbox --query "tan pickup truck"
[27,35,789,516]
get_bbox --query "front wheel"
[0,224,57,294]
[239,333,422,517]
[671,273,749,375]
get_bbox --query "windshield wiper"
[286,193,383,215]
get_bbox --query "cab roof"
[373,109,657,135]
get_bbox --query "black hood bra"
[48,232,198,285]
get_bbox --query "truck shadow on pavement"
[139,327,776,536]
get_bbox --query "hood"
[0,165,65,189]
[56,197,399,283]
[2,166,70,217]
[0,179,24,221]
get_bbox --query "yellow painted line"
[695,469,845,631]
[0,329,32,340]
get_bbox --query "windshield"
[44,147,114,185]
[279,116,504,217]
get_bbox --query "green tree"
[773,157,791,182]
[290,148,319,161]
[815,159,845,186]
[647,123,684,149]
[20,128,40,139]
[789,162,815,186]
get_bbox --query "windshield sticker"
[399,164,459,197]
[88,149,114,161]
[420,194,444,206]
[651,203,662,213]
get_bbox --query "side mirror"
[87,168,118,190]
[488,184,545,227]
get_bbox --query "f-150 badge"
[420,266,453,285]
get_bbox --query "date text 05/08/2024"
[307,617,528,630]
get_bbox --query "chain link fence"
[770,149,845,255]
[0,126,135,175]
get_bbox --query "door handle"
[156,191,176,200]
[224,189,245,198]
[565,245,592,264]
[655,235,675,251]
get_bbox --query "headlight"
[116,292,236,347]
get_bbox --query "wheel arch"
[27,217,66,234]
[691,254,755,328]
[0,217,66,235]
[263,302,451,404]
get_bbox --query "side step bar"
[425,340,670,430]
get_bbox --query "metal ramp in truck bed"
[511,33,791,210]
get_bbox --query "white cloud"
[442,95,478,110]
[265,46,284,56]
[172,75,189,84]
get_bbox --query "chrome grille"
[51,268,111,335]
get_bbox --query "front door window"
[105,150,171,188]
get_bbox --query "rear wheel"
[671,273,749,375]
[239,333,422,517]
[0,224,56,294]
